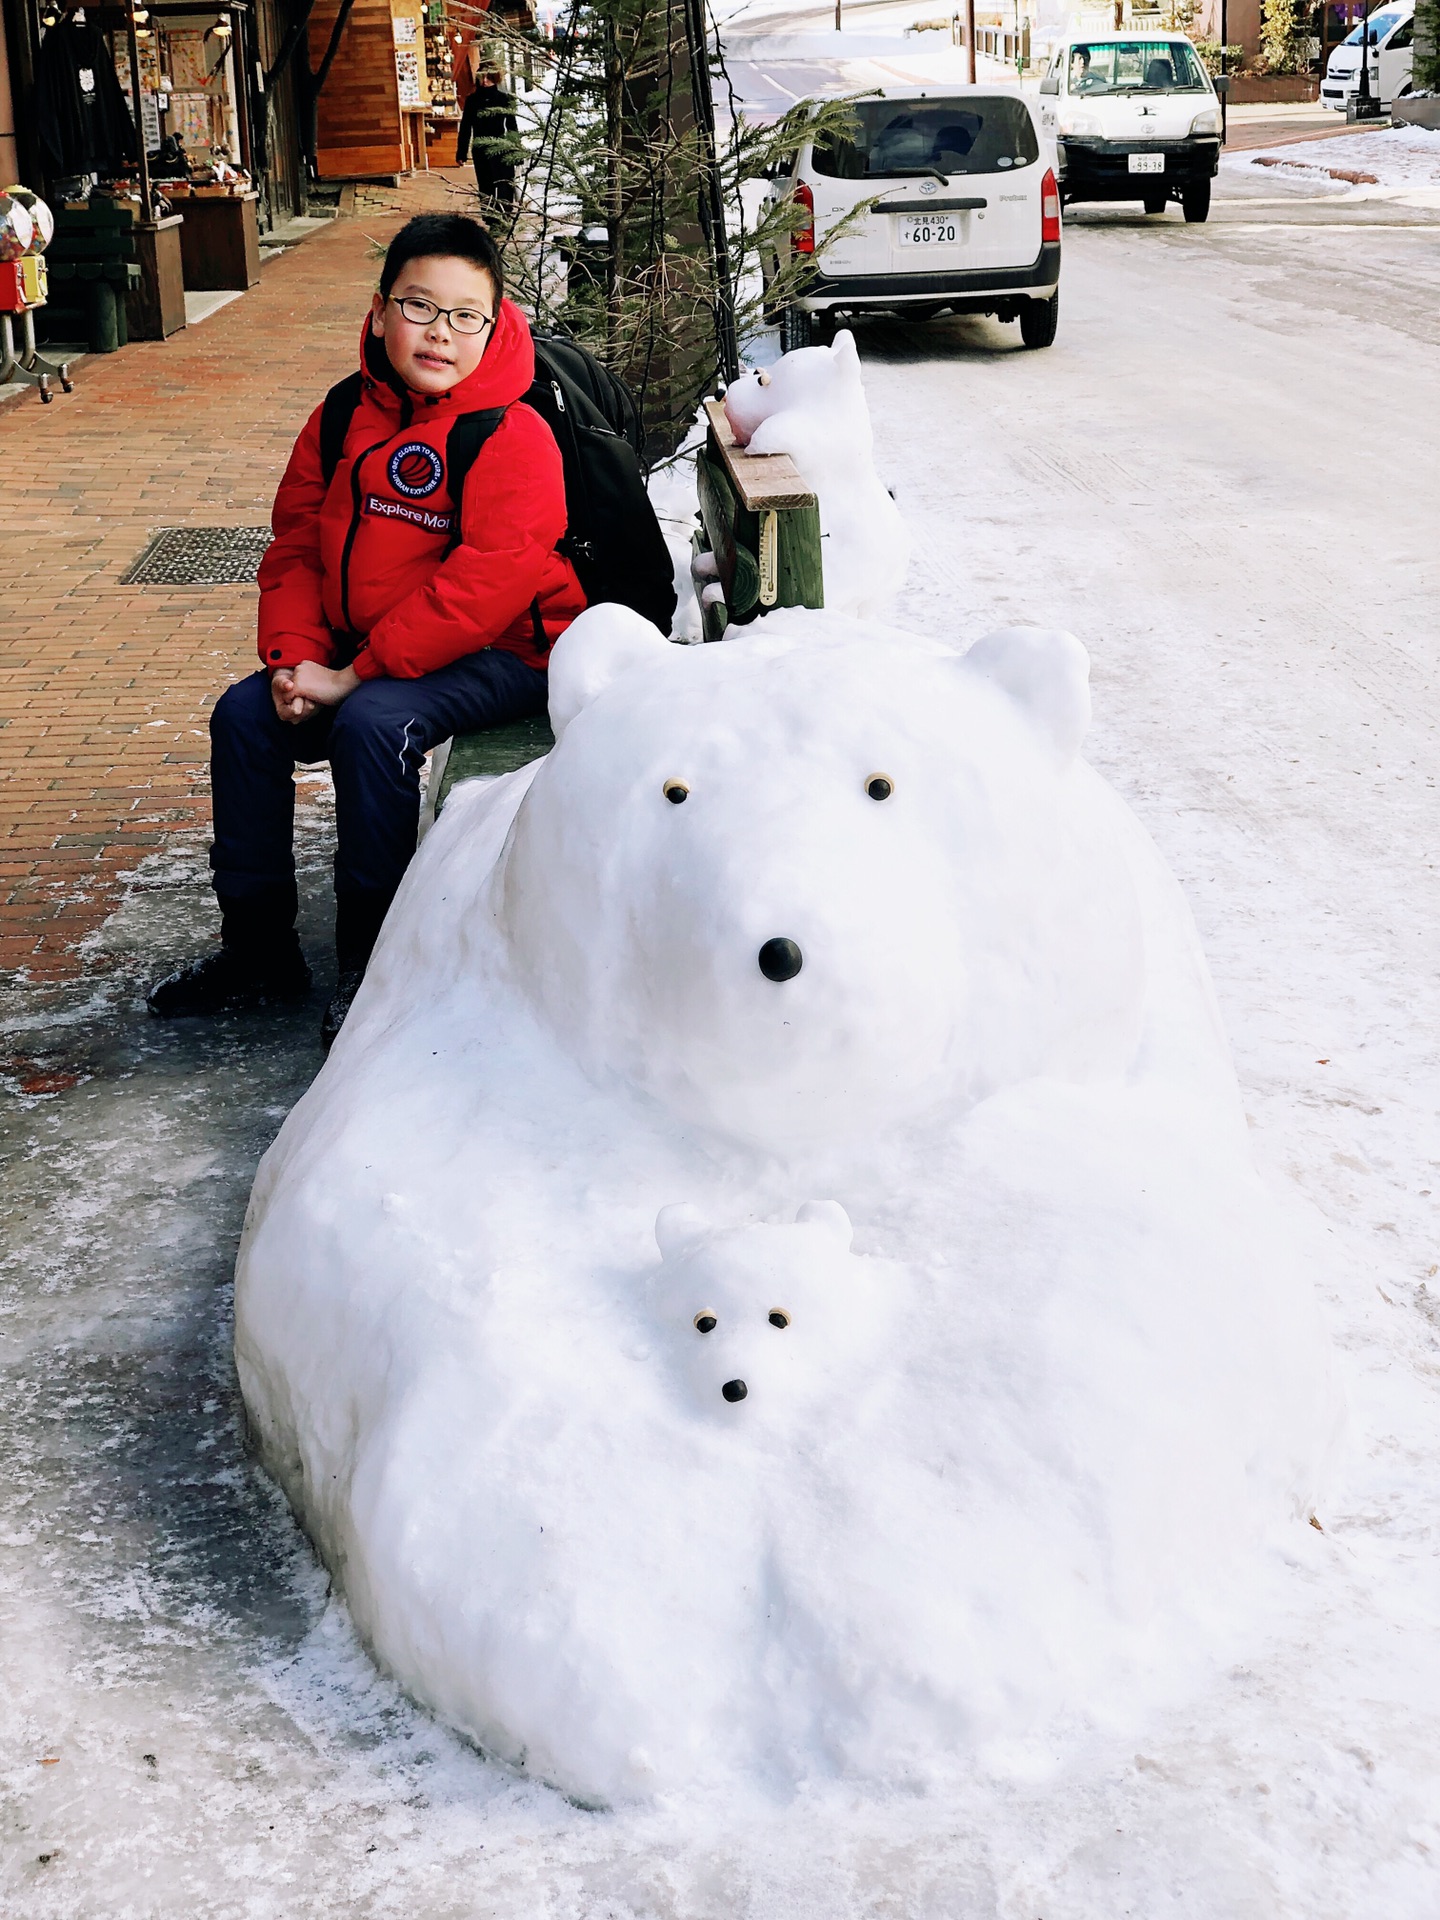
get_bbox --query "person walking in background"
[457,63,518,217]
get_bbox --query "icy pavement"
[5,221,1440,1920]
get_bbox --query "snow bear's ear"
[548,603,674,741]
[960,627,1091,760]
[655,1203,712,1263]
[829,329,860,375]
[795,1200,853,1248]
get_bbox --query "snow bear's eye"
[768,1310,791,1329]
[866,774,894,802]
[664,780,689,805]
[693,1312,717,1333]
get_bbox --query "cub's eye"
[693,1312,717,1333]
[664,780,689,805]
[866,774,894,802]
[768,1309,791,1329]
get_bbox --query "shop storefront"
[3,0,306,232]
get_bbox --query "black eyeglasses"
[388,295,495,337]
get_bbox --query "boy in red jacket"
[149,213,584,1045]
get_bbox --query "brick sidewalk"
[0,168,477,983]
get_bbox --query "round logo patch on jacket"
[388,441,445,499]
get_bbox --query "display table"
[129,215,187,339]
[177,192,261,292]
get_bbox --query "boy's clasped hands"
[271,659,361,724]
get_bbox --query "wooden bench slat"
[434,713,555,814]
[703,399,817,514]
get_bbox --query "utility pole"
[965,0,976,80]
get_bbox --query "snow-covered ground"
[1222,122,1440,196]
[5,156,1440,1920]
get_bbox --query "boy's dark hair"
[378,214,505,303]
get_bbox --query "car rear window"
[812,97,1040,179]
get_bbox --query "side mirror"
[1040,74,1060,94]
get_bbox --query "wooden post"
[965,0,977,80]
[125,10,154,215]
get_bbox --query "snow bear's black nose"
[758,938,803,982]
[722,1379,748,1403]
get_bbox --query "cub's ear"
[960,627,1091,760]
[548,603,675,740]
[795,1199,853,1248]
[655,1202,712,1263]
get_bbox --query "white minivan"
[760,85,1062,350]
[1321,4,1414,110]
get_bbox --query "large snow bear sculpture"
[235,604,1339,1808]
[722,332,911,615]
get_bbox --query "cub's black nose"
[758,938,803,982]
[721,1379,748,1403]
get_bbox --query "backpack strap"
[443,405,509,555]
[529,597,549,654]
[318,370,364,486]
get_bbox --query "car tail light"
[1041,168,1061,243]
[793,180,815,255]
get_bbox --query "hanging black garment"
[33,16,139,176]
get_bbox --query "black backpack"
[317,334,677,637]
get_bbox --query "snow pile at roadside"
[1223,123,1440,190]
[234,605,1340,1810]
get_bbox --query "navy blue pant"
[209,647,548,914]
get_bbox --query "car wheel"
[779,307,808,351]
[1181,179,1211,224]
[1019,291,1059,350]
[1143,190,1166,215]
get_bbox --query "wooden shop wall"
[309,0,430,179]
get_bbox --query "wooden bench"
[694,397,823,643]
[431,396,826,813]
[431,713,555,817]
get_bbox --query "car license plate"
[1128,153,1165,174]
[897,213,962,246]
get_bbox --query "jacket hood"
[358,295,537,417]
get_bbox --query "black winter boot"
[321,889,393,1052]
[147,893,311,1018]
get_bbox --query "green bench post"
[694,397,823,642]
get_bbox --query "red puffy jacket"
[256,300,586,681]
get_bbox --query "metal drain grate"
[121,525,274,586]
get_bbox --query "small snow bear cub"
[651,1201,891,1420]
[721,333,910,616]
